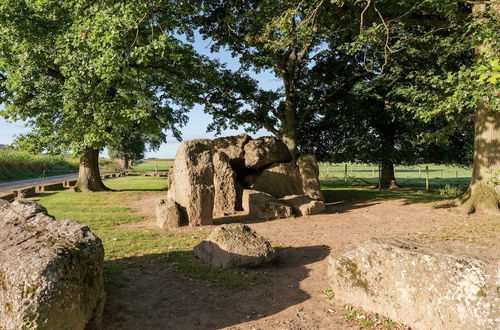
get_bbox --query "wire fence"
[318,163,472,188]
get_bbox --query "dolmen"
[156,134,325,228]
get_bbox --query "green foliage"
[0,150,78,181]
[439,184,468,198]
[0,0,210,156]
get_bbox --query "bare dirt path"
[103,195,498,330]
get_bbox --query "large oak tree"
[0,0,205,191]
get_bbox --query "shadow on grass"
[320,180,457,211]
[102,245,330,329]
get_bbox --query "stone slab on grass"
[328,239,499,330]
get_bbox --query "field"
[27,174,498,329]
[131,159,174,173]
[318,163,472,187]
[0,150,78,182]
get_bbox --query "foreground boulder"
[242,189,293,220]
[0,200,105,330]
[170,139,214,226]
[247,162,303,198]
[194,223,275,268]
[156,198,182,229]
[281,195,326,216]
[244,136,292,170]
[297,154,324,201]
[213,152,238,216]
[328,239,499,330]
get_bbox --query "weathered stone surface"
[242,189,293,220]
[213,152,238,216]
[281,195,326,216]
[297,154,324,201]
[156,198,183,229]
[194,223,275,268]
[171,139,214,226]
[328,239,500,330]
[212,134,251,167]
[244,136,292,170]
[248,162,303,198]
[0,200,105,330]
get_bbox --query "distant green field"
[0,150,79,182]
[318,163,472,188]
[131,159,174,173]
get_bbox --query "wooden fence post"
[426,166,429,192]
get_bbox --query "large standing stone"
[212,134,252,168]
[297,154,324,201]
[242,189,293,220]
[328,239,500,330]
[171,139,214,226]
[244,136,292,170]
[213,152,238,216]
[248,162,303,198]
[281,195,326,216]
[194,223,276,268]
[156,198,183,229]
[0,200,105,330]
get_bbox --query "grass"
[319,163,472,188]
[0,150,78,182]
[30,176,266,290]
[131,159,174,173]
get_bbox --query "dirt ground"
[103,193,499,330]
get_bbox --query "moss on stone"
[337,258,371,293]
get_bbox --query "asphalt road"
[0,173,78,193]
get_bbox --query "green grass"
[131,159,174,173]
[31,176,266,290]
[0,150,79,182]
[319,163,472,188]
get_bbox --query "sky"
[0,33,280,158]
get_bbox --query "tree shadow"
[102,245,330,329]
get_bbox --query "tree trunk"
[118,157,129,170]
[457,2,500,214]
[74,148,109,192]
[282,99,298,162]
[380,162,399,189]
[457,103,500,213]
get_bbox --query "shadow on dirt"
[102,245,330,329]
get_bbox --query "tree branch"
[299,71,371,124]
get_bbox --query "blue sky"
[0,34,280,158]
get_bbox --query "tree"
[192,0,368,160]
[318,0,498,209]
[108,134,145,170]
[298,6,475,189]
[0,0,205,191]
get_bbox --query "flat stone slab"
[64,180,77,187]
[37,182,64,192]
[0,192,15,202]
[14,186,36,198]
[328,239,500,330]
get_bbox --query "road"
[0,173,78,193]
